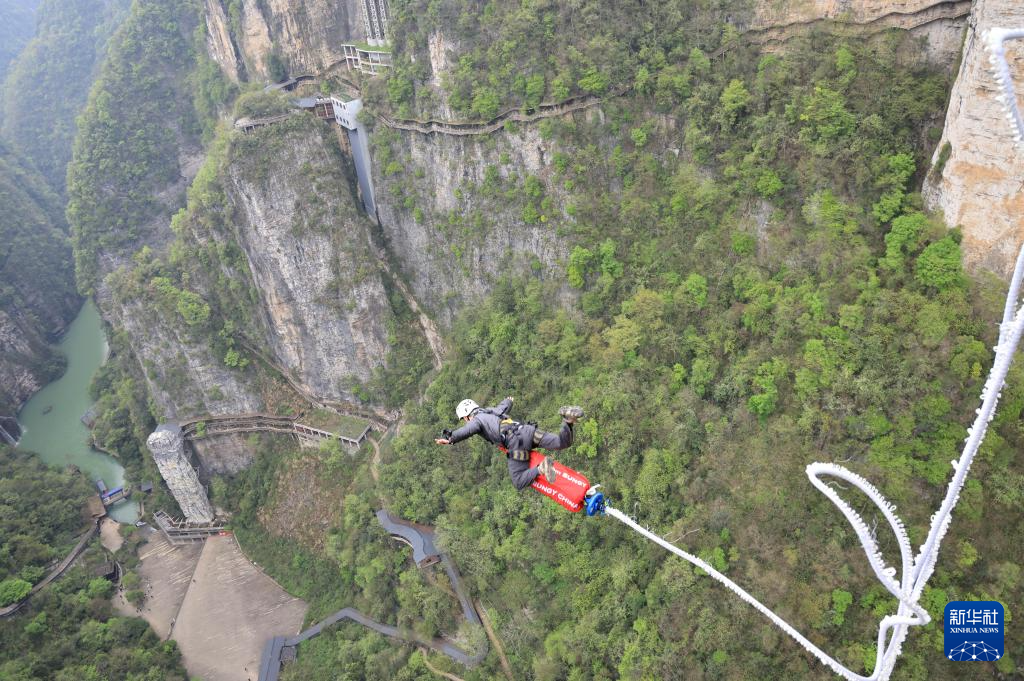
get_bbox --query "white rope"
[985,28,1024,146]
[605,241,1024,680]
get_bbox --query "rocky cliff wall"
[743,0,969,64]
[750,0,963,27]
[205,0,365,83]
[190,433,257,476]
[924,0,1024,278]
[222,119,394,402]
[371,120,575,327]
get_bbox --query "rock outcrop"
[924,0,1024,278]
[223,119,394,402]
[205,0,366,82]
[372,120,573,327]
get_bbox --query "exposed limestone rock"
[924,0,1024,278]
[0,308,47,415]
[223,119,393,402]
[373,121,571,327]
[189,433,256,476]
[203,0,241,82]
[109,298,264,421]
[231,0,365,81]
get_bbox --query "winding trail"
[257,510,486,681]
[476,600,515,681]
[713,0,970,57]
[419,649,467,681]
[375,86,628,137]
[0,521,98,618]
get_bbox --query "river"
[16,300,140,523]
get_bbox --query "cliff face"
[205,0,366,83]
[371,121,574,327]
[745,0,969,64]
[924,0,1024,278]
[222,120,394,402]
[106,120,395,418]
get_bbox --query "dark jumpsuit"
[447,398,574,490]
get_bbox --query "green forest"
[0,446,189,680]
[2,0,1023,680]
[0,141,79,414]
[0,0,39,82]
[1,0,130,192]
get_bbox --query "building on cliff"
[339,44,392,74]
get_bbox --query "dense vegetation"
[49,1,1024,680]
[1,0,129,193]
[0,142,79,414]
[0,445,93,600]
[375,0,744,119]
[366,24,1021,681]
[218,435,471,680]
[0,446,189,680]
[0,0,39,82]
[67,0,203,295]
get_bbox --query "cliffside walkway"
[257,511,486,681]
[178,412,372,448]
[714,0,971,55]
[0,521,98,618]
[376,86,627,137]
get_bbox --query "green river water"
[17,300,140,523]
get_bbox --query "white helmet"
[456,399,479,419]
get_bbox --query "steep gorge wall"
[371,121,576,327]
[221,120,394,402]
[205,0,366,83]
[924,0,1024,278]
[0,146,80,417]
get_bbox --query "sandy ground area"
[172,535,308,681]
[113,527,202,638]
[99,518,124,553]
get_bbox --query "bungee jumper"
[435,397,594,511]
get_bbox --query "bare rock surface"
[224,122,394,402]
[924,0,1024,278]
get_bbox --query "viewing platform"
[153,510,226,546]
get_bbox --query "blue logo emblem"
[944,601,1004,661]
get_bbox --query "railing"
[178,413,370,446]
[153,510,226,545]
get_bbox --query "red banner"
[527,450,590,512]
